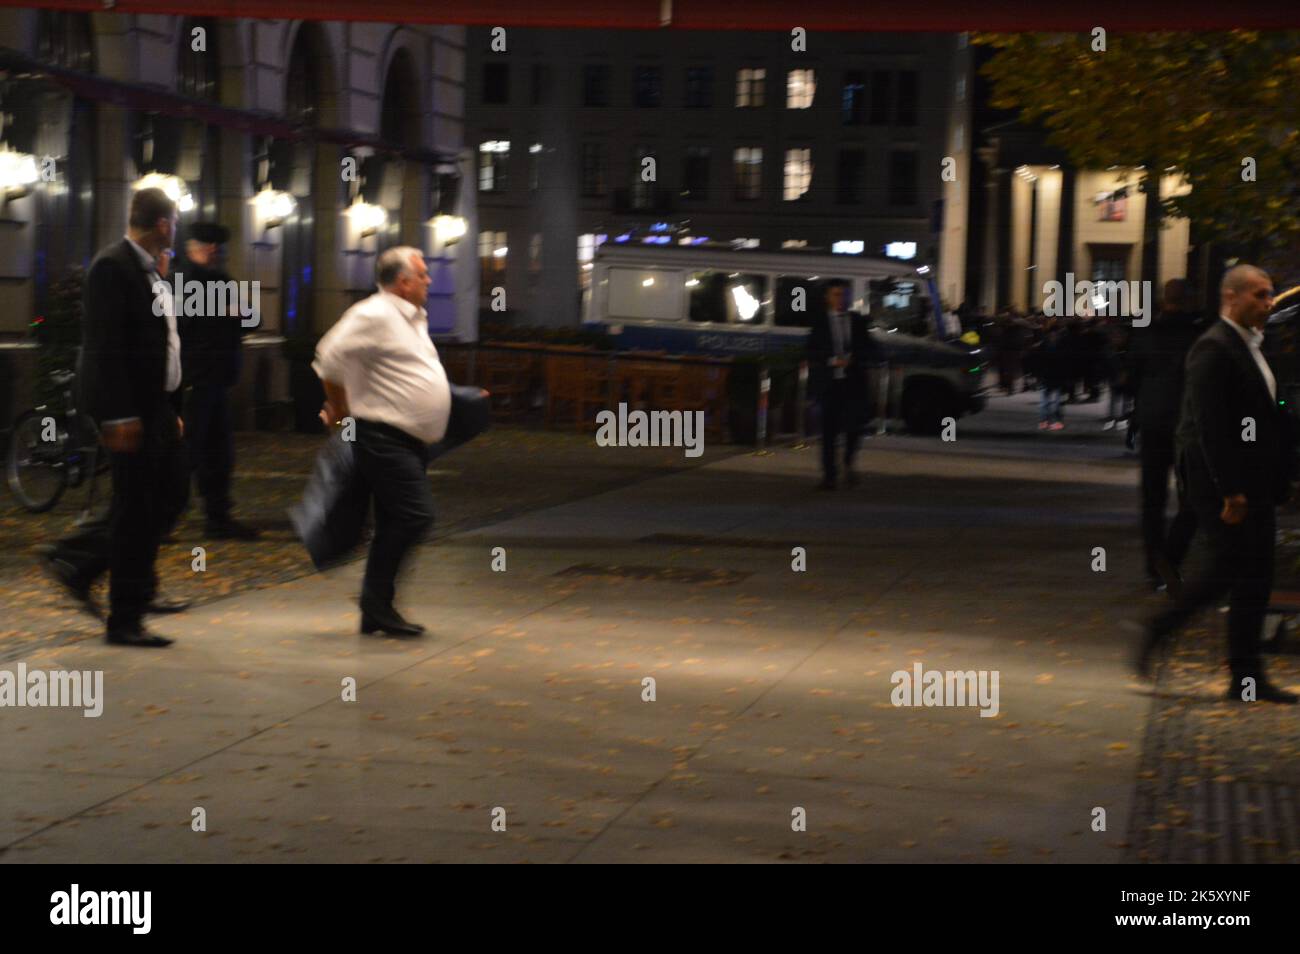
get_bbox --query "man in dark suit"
[41,188,190,647]
[808,278,873,489]
[1128,278,1206,591]
[175,222,259,540]
[1135,265,1298,703]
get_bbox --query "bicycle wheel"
[6,410,70,513]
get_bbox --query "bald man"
[1134,264,1298,702]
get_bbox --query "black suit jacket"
[1176,319,1298,507]
[176,256,243,389]
[808,310,874,400]
[1128,308,1206,433]
[79,239,178,424]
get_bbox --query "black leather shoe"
[1224,674,1299,704]
[206,518,261,540]
[39,554,102,620]
[1152,555,1183,600]
[146,596,192,614]
[106,625,174,648]
[359,601,424,637]
[1123,619,1164,681]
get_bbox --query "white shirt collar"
[1220,313,1263,347]
[124,235,159,273]
[379,288,426,324]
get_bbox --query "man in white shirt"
[1135,264,1298,703]
[313,246,449,637]
[40,188,191,647]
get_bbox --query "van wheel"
[902,381,953,435]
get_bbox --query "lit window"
[832,240,864,255]
[478,141,510,193]
[783,148,812,201]
[733,147,762,200]
[735,68,766,108]
[786,69,815,109]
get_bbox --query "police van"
[581,242,987,433]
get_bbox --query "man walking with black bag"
[312,246,449,637]
[1133,265,1298,703]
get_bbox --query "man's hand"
[102,419,143,453]
[1221,493,1248,525]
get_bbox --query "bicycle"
[6,368,109,515]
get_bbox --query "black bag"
[288,431,370,571]
[428,383,491,462]
[289,384,491,570]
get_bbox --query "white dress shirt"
[104,237,181,426]
[1220,314,1276,402]
[313,289,451,444]
[828,310,849,380]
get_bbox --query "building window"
[531,64,551,105]
[841,71,866,125]
[634,65,663,107]
[632,145,656,210]
[482,62,509,104]
[837,149,866,204]
[582,64,611,106]
[782,239,808,249]
[685,66,714,108]
[783,148,812,201]
[895,70,918,126]
[682,145,711,201]
[529,143,542,191]
[580,142,607,197]
[888,150,919,206]
[529,233,542,280]
[478,140,509,192]
[786,69,815,109]
[735,68,766,108]
[179,18,219,101]
[733,147,763,200]
[869,70,892,125]
[479,230,507,290]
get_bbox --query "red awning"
[15,0,1300,31]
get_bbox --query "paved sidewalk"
[1,420,1156,863]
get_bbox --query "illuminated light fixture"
[253,186,296,229]
[492,246,508,258]
[678,237,694,245]
[832,240,864,255]
[529,143,543,154]
[614,233,632,243]
[432,213,468,246]
[642,277,655,287]
[134,171,194,213]
[685,278,700,287]
[916,265,931,275]
[0,147,40,201]
[731,284,760,321]
[347,198,388,238]
[479,140,510,154]
[885,241,917,260]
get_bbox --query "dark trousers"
[184,383,235,523]
[1139,428,1197,577]
[1150,493,1275,675]
[52,405,187,631]
[353,419,435,606]
[820,379,865,480]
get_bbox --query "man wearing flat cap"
[175,221,260,539]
